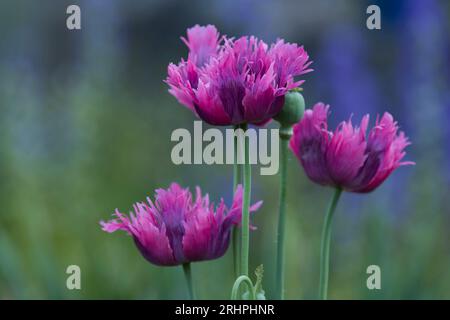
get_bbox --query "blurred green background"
[0,0,449,299]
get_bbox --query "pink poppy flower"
[100,183,262,266]
[290,103,414,193]
[166,25,312,126]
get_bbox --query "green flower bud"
[274,91,305,127]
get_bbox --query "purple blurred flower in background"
[396,0,450,184]
[166,24,312,126]
[290,103,414,193]
[100,183,262,266]
[313,26,380,122]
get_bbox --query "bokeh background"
[0,0,449,299]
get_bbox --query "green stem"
[241,123,251,277]
[275,127,291,300]
[233,124,243,191]
[182,263,196,300]
[231,275,255,300]
[232,124,242,278]
[318,188,342,300]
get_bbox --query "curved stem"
[241,124,251,277]
[182,263,196,300]
[232,124,242,278]
[231,275,255,300]
[275,127,291,300]
[318,188,342,300]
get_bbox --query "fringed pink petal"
[181,24,220,67]
[326,115,368,186]
[290,103,334,186]
[352,113,414,193]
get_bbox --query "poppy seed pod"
[274,91,305,129]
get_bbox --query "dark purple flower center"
[162,208,186,263]
[217,78,246,123]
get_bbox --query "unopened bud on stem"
[274,91,305,138]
